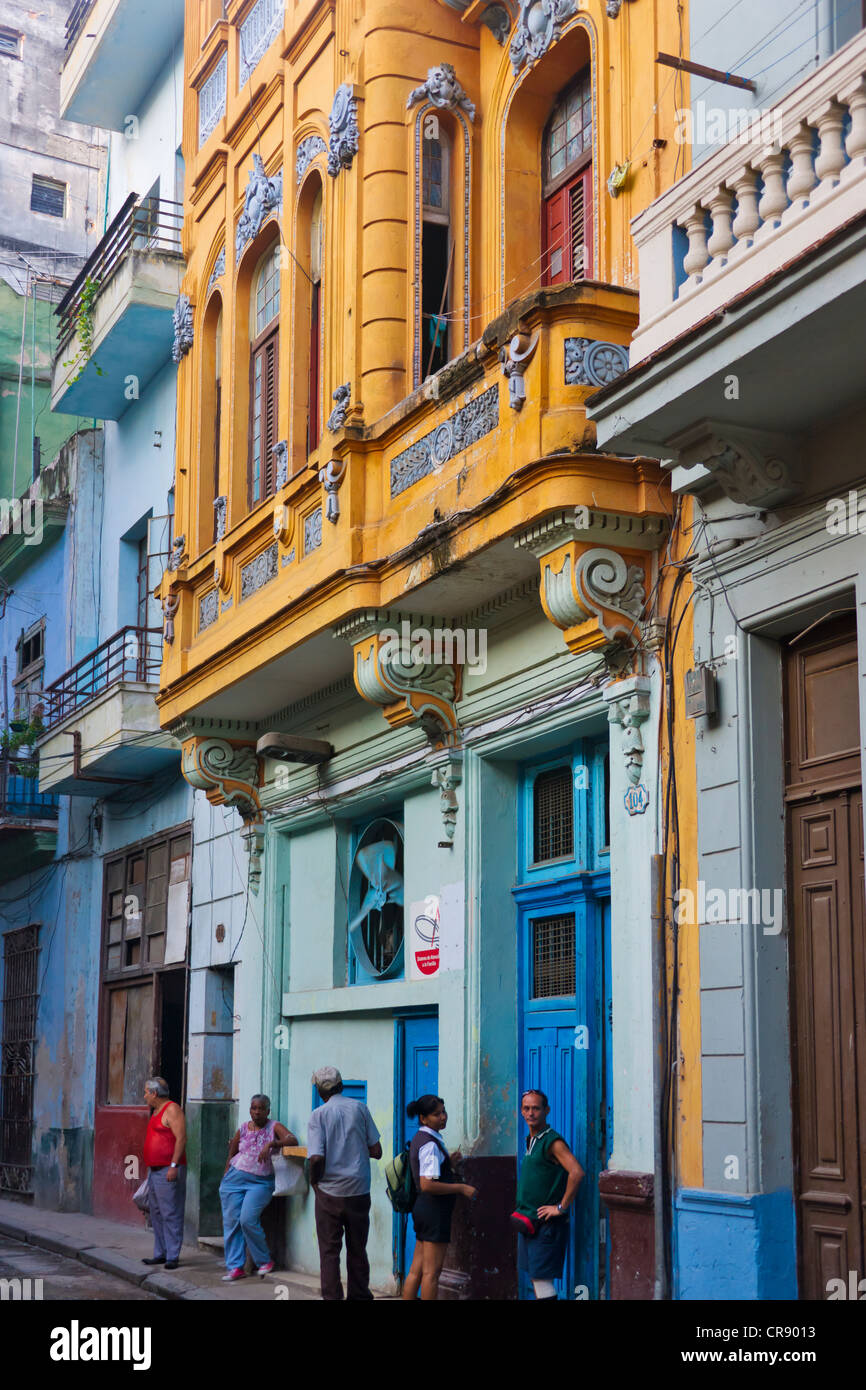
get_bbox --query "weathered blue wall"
[675,1189,797,1300]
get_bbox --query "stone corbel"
[181,737,264,891]
[518,521,647,659]
[428,749,464,846]
[320,459,347,523]
[161,587,180,646]
[604,677,652,785]
[336,611,461,749]
[213,544,233,595]
[667,421,802,509]
[500,328,540,411]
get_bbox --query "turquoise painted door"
[516,744,611,1300]
[394,1013,438,1281]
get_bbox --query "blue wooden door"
[394,1013,438,1280]
[516,742,611,1300]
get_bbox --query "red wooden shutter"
[543,185,569,286]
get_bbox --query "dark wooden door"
[785,616,865,1299]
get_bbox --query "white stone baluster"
[786,123,818,204]
[843,78,866,164]
[679,207,710,280]
[813,100,847,184]
[731,167,761,244]
[757,151,789,224]
[704,189,735,261]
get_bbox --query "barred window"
[531,913,576,999]
[533,766,574,863]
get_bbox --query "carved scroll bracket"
[500,327,539,411]
[667,421,802,509]
[517,521,648,660]
[182,737,264,891]
[320,458,348,523]
[336,611,462,750]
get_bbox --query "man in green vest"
[515,1089,584,1301]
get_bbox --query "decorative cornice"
[407,64,476,123]
[328,83,360,178]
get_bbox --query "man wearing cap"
[307,1066,382,1301]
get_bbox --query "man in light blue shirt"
[307,1066,382,1300]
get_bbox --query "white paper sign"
[408,896,440,980]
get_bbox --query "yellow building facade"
[160,0,702,1299]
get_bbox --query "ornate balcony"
[52,194,184,421]
[590,28,866,496]
[0,755,59,880]
[38,626,180,797]
[61,0,185,130]
[158,282,669,732]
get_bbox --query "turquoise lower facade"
[675,1189,798,1300]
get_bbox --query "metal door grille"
[533,766,574,862]
[0,926,39,1193]
[531,913,575,999]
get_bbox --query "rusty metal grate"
[533,765,574,863]
[531,913,575,999]
[0,925,39,1193]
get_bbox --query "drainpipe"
[650,852,668,1299]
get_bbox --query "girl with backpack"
[401,1094,477,1300]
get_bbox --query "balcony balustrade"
[629,28,866,367]
[38,627,180,797]
[52,194,184,420]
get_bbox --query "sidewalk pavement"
[0,1198,391,1301]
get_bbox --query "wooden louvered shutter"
[569,167,592,280]
[249,327,279,506]
[262,333,278,499]
[543,185,569,286]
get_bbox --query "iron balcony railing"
[0,757,59,822]
[65,0,97,58]
[42,625,163,731]
[56,193,184,349]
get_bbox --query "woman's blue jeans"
[219,1165,276,1270]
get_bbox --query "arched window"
[307,183,323,457]
[212,307,222,540]
[249,240,280,506]
[542,70,593,285]
[421,122,451,378]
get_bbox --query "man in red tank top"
[141,1078,187,1269]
